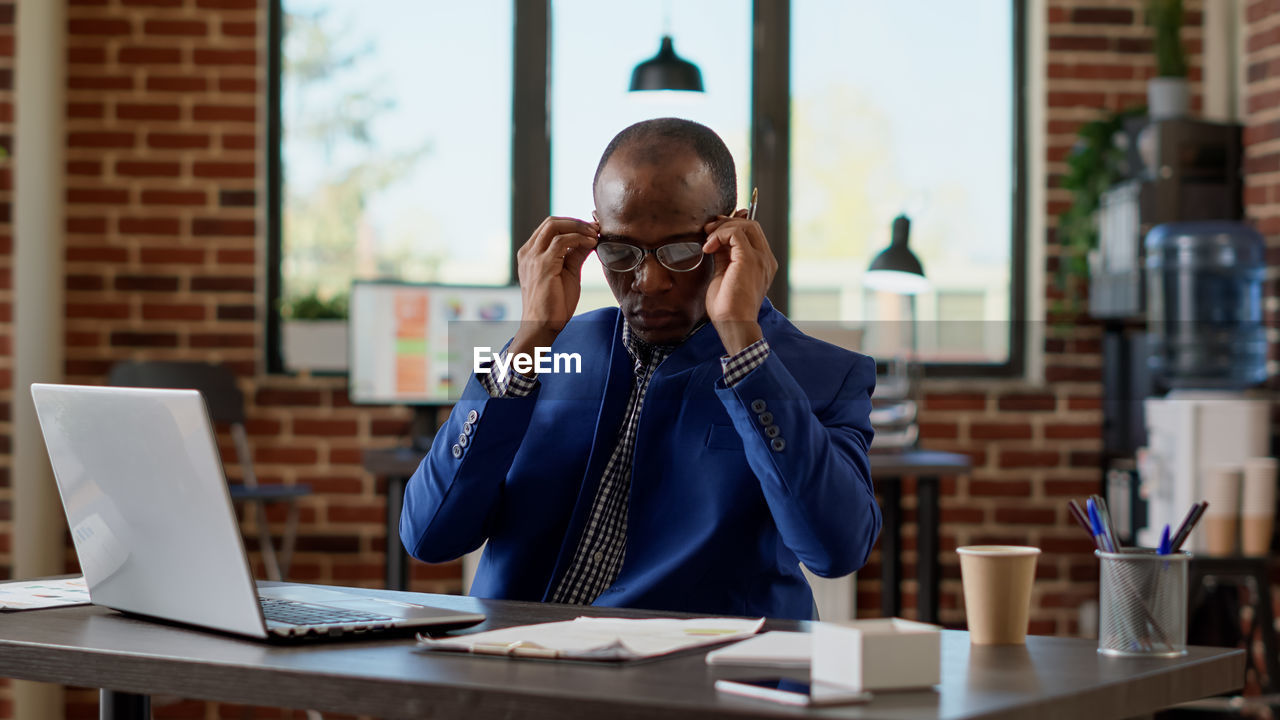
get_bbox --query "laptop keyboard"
[259,597,395,627]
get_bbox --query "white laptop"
[31,383,485,641]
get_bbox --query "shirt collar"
[621,317,709,369]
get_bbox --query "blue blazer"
[400,300,881,620]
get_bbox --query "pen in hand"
[747,187,758,221]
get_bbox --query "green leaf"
[281,290,349,320]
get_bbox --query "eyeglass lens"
[596,242,705,273]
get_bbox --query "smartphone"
[714,677,872,707]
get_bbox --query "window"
[789,0,1019,368]
[274,1,512,303]
[269,1,1025,376]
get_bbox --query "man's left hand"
[703,211,777,355]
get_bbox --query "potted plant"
[1146,0,1189,119]
[1055,107,1147,316]
[281,290,349,373]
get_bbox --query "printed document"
[0,576,90,611]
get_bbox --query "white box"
[811,618,941,692]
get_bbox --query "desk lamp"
[865,214,929,295]
[865,214,928,451]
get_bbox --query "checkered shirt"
[477,351,540,398]
[547,323,673,604]
[719,336,770,387]
[477,324,771,605]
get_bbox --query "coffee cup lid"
[956,545,1041,557]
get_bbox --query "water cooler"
[1138,221,1270,551]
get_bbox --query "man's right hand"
[510,216,598,359]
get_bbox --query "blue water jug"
[1145,221,1267,389]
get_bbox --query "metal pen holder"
[1096,549,1189,657]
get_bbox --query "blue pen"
[1087,499,1113,552]
[1158,524,1171,555]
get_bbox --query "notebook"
[704,631,811,667]
[31,383,485,642]
[420,616,764,661]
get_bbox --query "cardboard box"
[811,618,941,692]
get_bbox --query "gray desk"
[366,448,970,622]
[0,586,1244,720]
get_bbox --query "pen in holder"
[1096,549,1189,657]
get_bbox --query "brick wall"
[1248,6,1280,242]
[54,1,449,717]
[865,0,1206,635]
[57,0,465,595]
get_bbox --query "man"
[400,118,879,620]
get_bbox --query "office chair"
[107,361,312,581]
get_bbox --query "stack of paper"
[419,616,764,662]
[704,631,811,667]
[0,576,90,611]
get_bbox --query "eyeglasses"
[596,241,706,273]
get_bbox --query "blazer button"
[457,433,469,449]
[770,437,786,452]
[451,444,463,459]
[757,411,774,426]
[765,425,781,438]
[466,409,479,424]
[750,399,767,413]
[462,421,474,436]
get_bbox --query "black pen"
[1170,501,1209,552]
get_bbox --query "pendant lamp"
[629,35,704,92]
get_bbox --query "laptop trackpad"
[257,585,361,603]
[322,598,454,619]
[257,584,455,620]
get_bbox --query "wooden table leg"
[100,689,149,720]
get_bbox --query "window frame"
[266,0,1026,377]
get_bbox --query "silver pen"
[747,187,758,221]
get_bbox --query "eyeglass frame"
[595,240,708,273]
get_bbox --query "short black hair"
[593,118,737,215]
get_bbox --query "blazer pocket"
[705,424,744,451]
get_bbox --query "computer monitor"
[348,281,522,407]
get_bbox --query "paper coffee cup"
[1242,458,1277,556]
[957,546,1040,645]
[1203,467,1241,556]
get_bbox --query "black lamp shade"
[867,244,924,276]
[629,36,704,92]
[865,215,929,294]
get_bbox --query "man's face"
[593,148,722,345]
